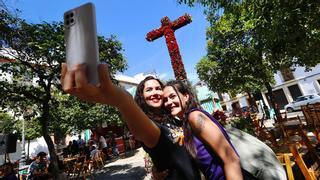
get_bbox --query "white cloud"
[158,73,168,80]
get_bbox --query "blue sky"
[6,0,208,83]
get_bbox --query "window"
[288,84,302,100]
[280,67,294,81]
[295,96,307,102]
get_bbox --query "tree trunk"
[99,119,103,128]
[40,102,59,179]
[265,82,282,121]
[246,91,258,113]
[246,90,254,107]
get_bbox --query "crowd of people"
[0,133,127,180]
[62,134,120,162]
[22,133,124,179]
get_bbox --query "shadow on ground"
[104,149,141,164]
[92,164,147,180]
[123,149,141,158]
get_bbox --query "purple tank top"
[188,108,238,180]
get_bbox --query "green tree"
[195,9,274,107]
[0,7,127,177]
[0,110,17,134]
[180,0,320,118]
[52,92,123,136]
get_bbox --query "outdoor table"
[271,116,304,137]
[63,155,88,178]
[63,156,78,163]
[63,156,78,176]
[276,117,320,179]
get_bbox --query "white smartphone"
[64,3,99,85]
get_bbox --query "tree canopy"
[0,8,127,134]
[0,6,127,177]
[0,110,17,134]
[180,0,320,111]
[52,92,123,135]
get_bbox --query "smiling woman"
[142,79,163,108]
[163,80,244,179]
[133,76,201,179]
[163,80,286,180]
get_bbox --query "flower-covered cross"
[146,14,192,80]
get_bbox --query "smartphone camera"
[64,11,75,27]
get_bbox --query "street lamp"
[19,112,26,167]
[19,107,32,168]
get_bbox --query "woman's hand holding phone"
[61,3,161,146]
[61,63,124,107]
[64,3,100,85]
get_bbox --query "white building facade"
[219,64,320,111]
[261,65,320,110]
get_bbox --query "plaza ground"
[91,148,151,180]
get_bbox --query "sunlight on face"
[163,86,188,118]
[142,79,163,108]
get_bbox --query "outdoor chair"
[71,155,86,178]
[71,155,93,179]
[252,116,279,148]
[92,150,104,169]
[279,119,320,180]
[279,110,319,146]
[276,153,295,180]
[80,160,93,179]
[309,103,320,140]
[63,157,77,177]
[301,104,320,142]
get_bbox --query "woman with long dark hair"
[163,80,242,180]
[163,80,286,180]
[61,64,200,179]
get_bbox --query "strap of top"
[188,108,239,156]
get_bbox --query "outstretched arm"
[188,111,243,180]
[61,63,160,148]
